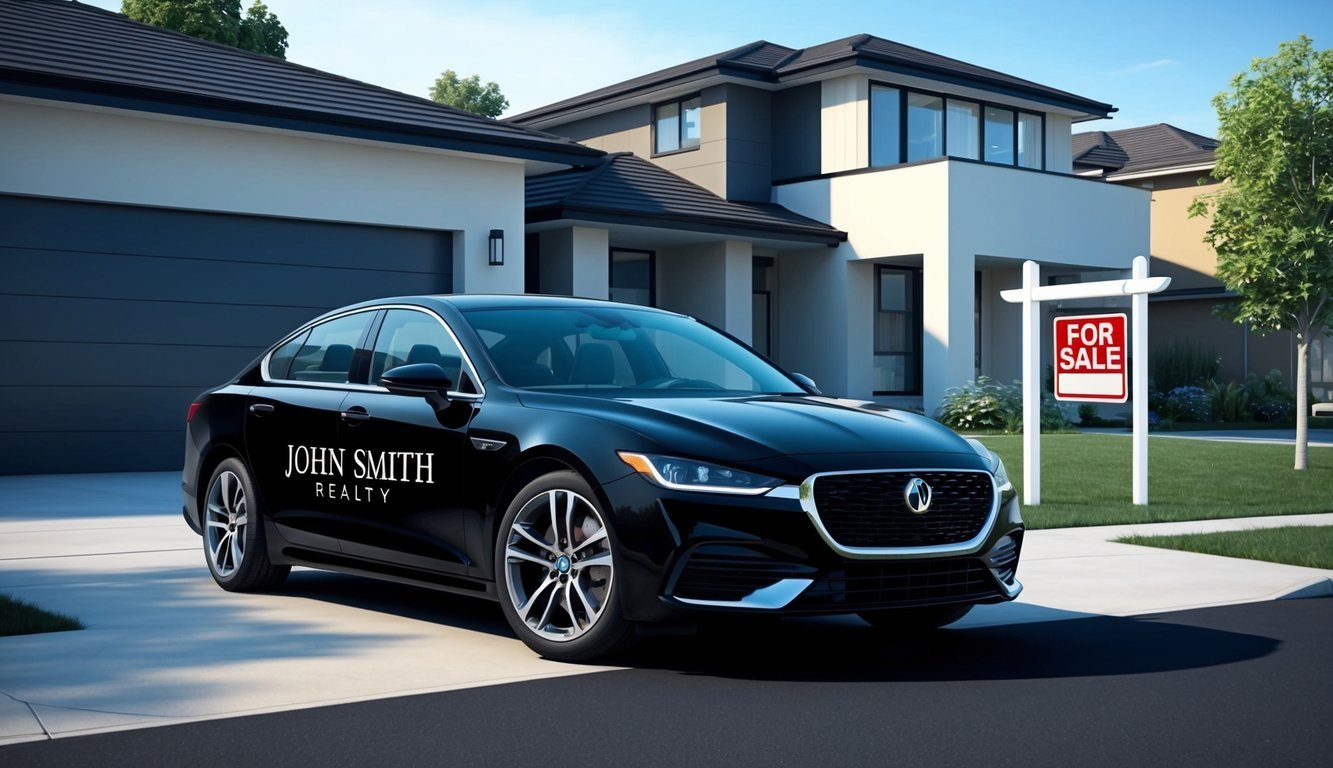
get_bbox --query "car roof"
[344,293,687,316]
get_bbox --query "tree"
[121,0,289,59]
[429,70,509,118]
[1190,35,1333,470]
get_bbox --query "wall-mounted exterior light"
[488,229,504,266]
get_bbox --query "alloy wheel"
[205,470,247,577]
[503,488,614,642]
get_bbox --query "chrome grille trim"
[799,468,1000,559]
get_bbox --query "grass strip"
[0,593,84,637]
[975,434,1332,529]
[1116,526,1333,570]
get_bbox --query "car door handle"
[249,403,275,416]
[340,407,370,426]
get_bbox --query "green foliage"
[429,70,509,118]
[121,0,288,58]
[1246,369,1296,421]
[934,377,1068,433]
[1077,403,1099,426]
[1189,35,1333,467]
[1208,379,1250,422]
[1117,526,1333,570]
[1159,386,1213,423]
[1,594,83,637]
[1149,338,1220,393]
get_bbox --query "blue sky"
[85,0,1331,137]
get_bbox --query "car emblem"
[903,477,932,515]
[556,555,571,574]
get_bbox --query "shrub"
[1246,369,1296,422]
[1163,386,1213,423]
[1208,380,1250,422]
[1077,403,1098,426]
[935,377,1069,433]
[1150,339,1221,393]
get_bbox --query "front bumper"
[599,472,1024,624]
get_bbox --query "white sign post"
[1000,256,1170,506]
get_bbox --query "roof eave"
[526,205,846,246]
[2,69,605,167]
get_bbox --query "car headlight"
[964,438,1013,493]
[617,452,780,495]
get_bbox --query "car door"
[333,307,477,575]
[245,309,379,553]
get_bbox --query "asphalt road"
[5,598,1330,768]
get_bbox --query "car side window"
[284,312,375,384]
[370,309,469,391]
[266,329,310,381]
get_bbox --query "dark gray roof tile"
[527,153,845,245]
[0,0,602,165]
[1072,123,1216,176]
[512,33,1112,125]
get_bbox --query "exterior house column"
[922,248,975,414]
[537,226,610,298]
[657,240,753,344]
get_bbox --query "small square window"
[654,96,701,154]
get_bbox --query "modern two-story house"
[513,36,1150,411]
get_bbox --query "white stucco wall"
[0,96,528,294]
[538,226,610,299]
[773,159,1150,409]
[656,240,753,344]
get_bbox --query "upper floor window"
[869,83,1045,171]
[654,96,701,154]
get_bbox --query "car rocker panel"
[182,294,1022,661]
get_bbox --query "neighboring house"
[513,35,1150,411]
[1073,124,1331,401]
[0,0,604,473]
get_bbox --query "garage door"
[0,195,453,474]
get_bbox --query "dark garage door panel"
[0,195,453,474]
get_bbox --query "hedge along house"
[512,36,1151,411]
[0,0,603,473]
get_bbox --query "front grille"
[811,471,994,548]
[672,545,815,602]
[791,559,998,611]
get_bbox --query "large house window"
[906,92,943,162]
[653,96,701,155]
[874,265,922,396]
[868,84,1044,171]
[609,249,655,306]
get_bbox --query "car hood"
[516,391,985,474]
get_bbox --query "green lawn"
[0,594,83,637]
[974,434,1333,529]
[1117,526,1333,570]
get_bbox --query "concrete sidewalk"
[2,472,1330,745]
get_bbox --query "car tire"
[202,458,290,592]
[858,603,973,631]
[495,471,636,662]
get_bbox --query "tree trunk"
[1294,336,1309,471]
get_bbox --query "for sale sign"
[1054,313,1128,403]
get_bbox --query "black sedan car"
[183,295,1022,660]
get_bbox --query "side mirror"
[790,372,820,394]
[380,363,452,397]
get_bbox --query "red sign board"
[1054,313,1127,403]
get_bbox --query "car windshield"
[461,306,805,395]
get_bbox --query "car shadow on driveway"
[613,604,1294,682]
[277,569,513,638]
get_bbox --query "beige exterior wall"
[1147,172,1223,292]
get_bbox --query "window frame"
[868,80,1046,171]
[652,94,702,157]
[873,264,923,397]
